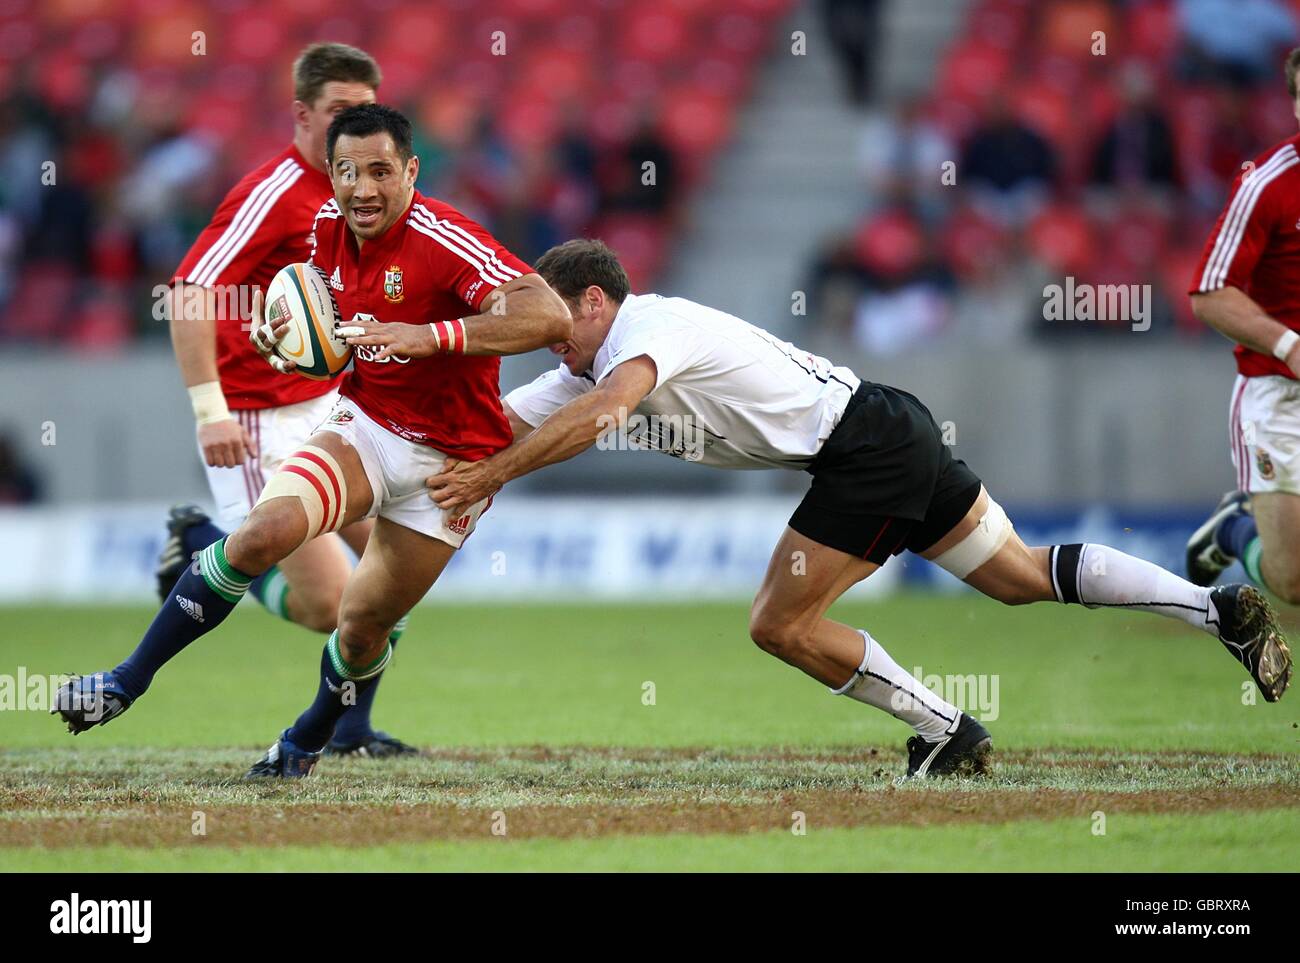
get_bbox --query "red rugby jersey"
[1190,133,1300,379]
[173,144,336,409]
[309,190,531,459]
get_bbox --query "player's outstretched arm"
[339,274,572,360]
[167,282,257,468]
[1192,287,1300,377]
[428,356,657,515]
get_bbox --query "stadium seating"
[815,0,1300,344]
[0,0,795,343]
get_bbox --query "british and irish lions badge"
[384,264,404,304]
[1255,447,1276,481]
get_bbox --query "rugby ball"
[264,262,350,380]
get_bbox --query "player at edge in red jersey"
[1186,47,1300,615]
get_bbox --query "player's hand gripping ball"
[251,263,352,380]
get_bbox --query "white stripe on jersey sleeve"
[408,207,516,284]
[189,159,303,288]
[1198,146,1299,292]
[1201,148,1294,290]
[411,205,521,282]
[408,207,520,287]
[187,158,297,284]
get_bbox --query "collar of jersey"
[587,293,640,381]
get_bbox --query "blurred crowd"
[807,0,1300,352]
[0,0,789,348]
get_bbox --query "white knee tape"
[255,445,348,543]
[931,498,1011,578]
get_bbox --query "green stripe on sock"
[199,540,251,604]
[1242,537,1265,588]
[262,569,291,622]
[389,615,409,644]
[210,538,252,588]
[327,631,391,681]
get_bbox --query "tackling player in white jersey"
[430,240,1293,778]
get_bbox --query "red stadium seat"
[1038,0,1113,60]
[1126,0,1178,63]
[619,8,691,64]
[4,265,76,341]
[659,88,734,162]
[942,207,1012,279]
[940,41,1013,105]
[519,48,594,103]
[222,12,293,65]
[1027,203,1096,274]
[853,210,925,279]
[964,0,1029,50]
[590,214,667,292]
[69,287,133,350]
[707,12,768,63]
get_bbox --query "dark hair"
[1287,47,1300,100]
[534,239,631,304]
[326,103,413,165]
[293,43,381,106]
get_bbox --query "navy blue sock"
[1215,511,1257,559]
[287,632,392,753]
[114,538,252,701]
[330,639,397,745]
[181,519,227,559]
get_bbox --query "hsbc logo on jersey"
[353,344,412,364]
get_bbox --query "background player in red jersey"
[54,105,571,776]
[1186,47,1300,611]
[159,45,415,756]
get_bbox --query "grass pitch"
[2,597,1297,871]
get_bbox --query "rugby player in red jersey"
[1186,48,1300,614]
[159,44,416,756]
[54,105,571,774]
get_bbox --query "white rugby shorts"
[202,390,340,529]
[315,396,491,548]
[1228,374,1300,496]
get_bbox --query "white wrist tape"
[189,381,231,426]
[1271,329,1299,362]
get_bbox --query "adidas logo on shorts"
[176,596,204,623]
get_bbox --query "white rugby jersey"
[504,293,861,470]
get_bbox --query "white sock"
[1051,543,1218,634]
[832,630,961,742]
